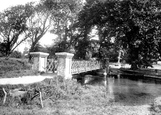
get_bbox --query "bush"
[0,70,37,78]
[39,76,83,101]
[10,51,22,58]
[0,58,32,77]
[150,97,161,114]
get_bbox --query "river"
[88,75,161,106]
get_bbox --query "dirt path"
[0,75,53,85]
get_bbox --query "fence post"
[55,52,74,79]
[30,52,49,72]
[105,58,109,74]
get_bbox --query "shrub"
[150,97,161,114]
[38,76,83,101]
[10,51,22,58]
[0,58,32,77]
[0,70,37,78]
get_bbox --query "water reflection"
[88,75,161,106]
[107,77,114,98]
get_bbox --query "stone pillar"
[55,52,74,79]
[30,52,49,72]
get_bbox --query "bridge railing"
[71,60,101,74]
[30,52,104,79]
[46,58,58,73]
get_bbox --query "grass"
[0,76,153,115]
[0,58,37,78]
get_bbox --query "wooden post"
[103,71,107,87]
[2,88,7,104]
[39,91,43,108]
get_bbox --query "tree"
[42,0,84,52]
[0,3,34,56]
[30,43,48,52]
[75,0,114,60]
[27,2,53,52]
[76,0,161,69]
[107,0,161,69]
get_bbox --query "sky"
[0,0,39,11]
[0,0,57,52]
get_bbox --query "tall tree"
[27,2,53,52]
[0,3,34,56]
[76,0,111,60]
[77,0,161,69]
[42,0,84,52]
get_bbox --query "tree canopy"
[42,0,84,52]
[27,2,53,52]
[0,3,34,56]
[1,0,161,70]
[76,0,161,68]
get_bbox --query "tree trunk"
[130,63,138,70]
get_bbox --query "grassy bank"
[0,58,37,78]
[0,76,155,115]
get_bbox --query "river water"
[89,75,161,106]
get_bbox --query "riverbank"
[0,84,152,115]
[0,58,160,115]
[109,62,161,80]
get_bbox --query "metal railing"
[46,59,58,73]
[71,60,101,74]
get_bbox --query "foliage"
[75,0,118,60]
[76,0,161,69]
[40,76,83,101]
[0,3,34,56]
[30,43,48,53]
[0,76,83,108]
[0,70,38,79]
[150,97,161,115]
[27,2,54,52]
[10,51,22,58]
[42,0,84,53]
[0,42,7,57]
[0,58,32,76]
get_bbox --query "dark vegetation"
[0,58,36,78]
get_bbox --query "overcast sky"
[0,0,39,11]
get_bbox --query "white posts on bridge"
[30,52,74,79]
[30,52,49,72]
[55,52,74,79]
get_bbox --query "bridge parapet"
[71,60,101,74]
